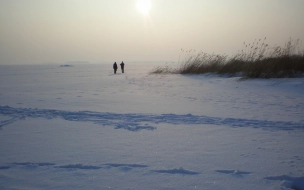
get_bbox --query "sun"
[136,0,152,16]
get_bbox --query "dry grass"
[150,38,304,78]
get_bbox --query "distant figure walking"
[113,62,118,74]
[120,61,125,73]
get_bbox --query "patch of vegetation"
[150,38,304,78]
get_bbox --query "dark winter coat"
[120,62,125,69]
[113,63,118,70]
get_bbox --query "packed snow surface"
[0,63,304,190]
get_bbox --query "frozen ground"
[0,63,304,190]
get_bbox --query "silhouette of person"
[113,62,118,74]
[120,61,125,73]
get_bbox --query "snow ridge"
[1,162,198,176]
[0,106,303,131]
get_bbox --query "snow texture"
[0,63,304,190]
[0,106,303,131]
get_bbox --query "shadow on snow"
[0,106,303,132]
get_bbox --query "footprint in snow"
[215,169,252,176]
[151,167,200,175]
[264,175,304,190]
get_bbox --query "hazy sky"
[0,0,303,64]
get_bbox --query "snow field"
[0,63,304,189]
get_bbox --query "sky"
[0,0,304,65]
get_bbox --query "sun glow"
[136,0,151,16]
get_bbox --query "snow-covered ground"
[0,63,303,190]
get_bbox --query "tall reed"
[150,38,304,78]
